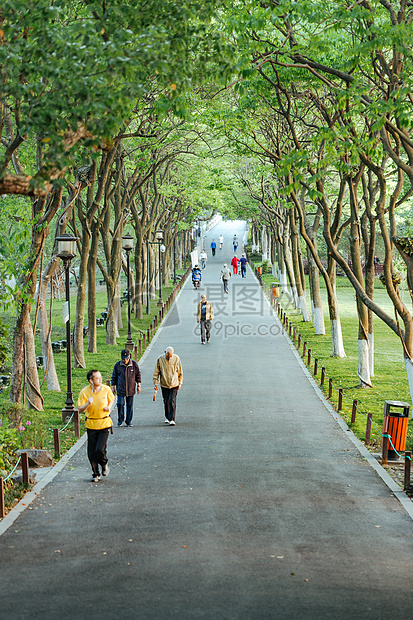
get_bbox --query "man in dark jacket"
[111,349,141,427]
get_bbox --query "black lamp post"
[122,233,134,351]
[146,229,165,313]
[56,233,78,421]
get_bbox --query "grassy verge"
[0,269,188,514]
[250,257,413,454]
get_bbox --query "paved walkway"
[1,220,413,619]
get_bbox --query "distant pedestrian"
[219,234,224,250]
[240,254,247,278]
[110,348,141,427]
[233,235,238,252]
[200,249,207,269]
[231,255,239,275]
[153,346,183,426]
[220,263,232,294]
[210,239,217,256]
[197,294,214,344]
[78,369,115,482]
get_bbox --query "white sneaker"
[165,418,169,424]
[91,475,100,482]
[102,464,109,477]
[169,420,176,426]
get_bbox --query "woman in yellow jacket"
[78,369,115,482]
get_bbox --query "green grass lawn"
[253,260,413,452]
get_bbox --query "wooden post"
[147,328,150,343]
[338,389,343,411]
[365,413,372,446]
[404,451,411,491]
[139,339,142,357]
[53,429,60,458]
[133,344,137,362]
[293,327,296,342]
[21,452,29,484]
[73,409,80,439]
[297,334,301,350]
[307,349,311,365]
[382,432,389,465]
[150,323,153,338]
[351,400,357,424]
[302,341,307,358]
[154,315,157,328]
[0,477,5,518]
[314,358,318,376]
[328,378,333,398]
[143,333,146,349]
[320,367,325,386]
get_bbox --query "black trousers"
[161,386,179,422]
[200,319,211,343]
[87,428,109,477]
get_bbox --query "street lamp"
[56,232,78,421]
[122,232,134,351]
[146,229,165,314]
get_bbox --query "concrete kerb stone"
[260,285,413,521]
[0,434,87,537]
[0,276,189,537]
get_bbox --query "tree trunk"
[307,246,325,335]
[37,257,61,391]
[271,234,277,276]
[291,209,311,321]
[73,226,89,368]
[24,318,43,410]
[261,225,268,261]
[348,179,372,387]
[278,241,289,294]
[87,220,99,354]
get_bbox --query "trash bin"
[257,266,262,275]
[382,400,410,459]
[272,283,280,298]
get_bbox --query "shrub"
[0,402,26,428]
[262,260,272,274]
[0,423,20,474]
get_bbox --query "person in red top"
[231,255,239,275]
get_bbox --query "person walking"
[210,239,217,256]
[197,294,214,344]
[233,235,238,252]
[200,249,207,269]
[78,369,115,482]
[220,263,232,294]
[153,346,183,426]
[219,234,224,250]
[110,348,141,427]
[240,253,247,278]
[231,255,239,275]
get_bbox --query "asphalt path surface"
[1,220,413,619]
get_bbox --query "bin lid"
[384,400,410,408]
